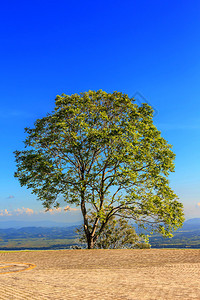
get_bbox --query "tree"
[76,214,151,249]
[14,90,184,249]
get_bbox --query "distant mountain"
[149,218,200,249]
[180,218,200,231]
[0,218,200,250]
[131,218,200,233]
[1,218,199,230]
[0,225,78,239]
[0,225,79,250]
[185,218,200,224]
[0,220,82,229]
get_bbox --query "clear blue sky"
[0,0,200,223]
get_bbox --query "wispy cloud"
[14,207,34,215]
[0,206,81,217]
[7,195,15,199]
[64,206,80,212]
[0,209,12,216]
[0,207,34,216]
[46,207,62,214]
[45,206,80,214]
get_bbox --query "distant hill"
[0,225,79,250]
[181,218,200,231]
[131,218,200,233]
[0,218,200,250]
[0,218,199,230]
[0,220,82,229]
[0,225,78,239]
[149,218,200,249]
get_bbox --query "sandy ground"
[0,249,200,300]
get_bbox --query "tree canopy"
[14,90,184,249]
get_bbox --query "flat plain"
[0,249,200,299]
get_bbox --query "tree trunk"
[87,236,95,249]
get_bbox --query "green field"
[0,237,77,249]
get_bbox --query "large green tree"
[14,90,184,249]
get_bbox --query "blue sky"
[0,0,200,223]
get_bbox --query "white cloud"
[14,207,34,215]
[0,209,12,216]
[44,206,81,214]
[0,206,82,221]
[0,207,34,216]
[47,207,62,214]
[64,206,80,212]
[24,207,34,215]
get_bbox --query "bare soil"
[0,249,200,299]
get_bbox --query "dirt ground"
[0,249,200,300]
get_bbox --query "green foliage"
[14,90,184,248]
[76,215,150,249]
